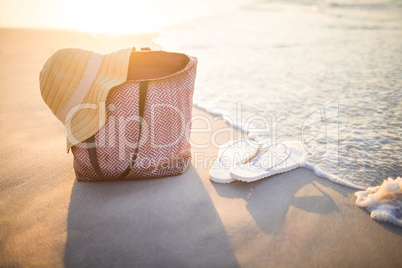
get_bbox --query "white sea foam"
[303,162,366,190]
[355,177,402,227]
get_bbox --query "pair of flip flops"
[209,140,307,183]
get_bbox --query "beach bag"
[40,47,197,181]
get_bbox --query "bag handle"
[86,80,149,180]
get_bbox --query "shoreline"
[193,103,367,191]
[0,28,401,267]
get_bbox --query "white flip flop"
[229,141,307,182]
[209,139,259,183]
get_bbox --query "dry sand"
[0,29,401,267]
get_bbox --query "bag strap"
[86,80,149,180]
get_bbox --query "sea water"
[157,0,402,226]
[158,0,402,190]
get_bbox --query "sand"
[0,28,401,267]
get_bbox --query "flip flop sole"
[230,141,307,182]
[209,139,258,183]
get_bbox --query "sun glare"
[72,0,224,34]
[72,0,170,34]
[0,0,234,34]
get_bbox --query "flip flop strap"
[218,140,252,168]
[251,143,292,171]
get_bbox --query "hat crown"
[39,47,134,151]
[39,48,94,117]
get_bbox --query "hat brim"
[64,47,134,152]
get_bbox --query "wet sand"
[0,28,401,267]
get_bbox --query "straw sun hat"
[39,47,134,152]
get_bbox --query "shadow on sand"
[64,164,239,267]
[212,167,402,236]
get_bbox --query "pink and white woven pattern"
[71,57,197,181]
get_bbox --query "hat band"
[56,51,104,123]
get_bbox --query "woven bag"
[71,50,197,181]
